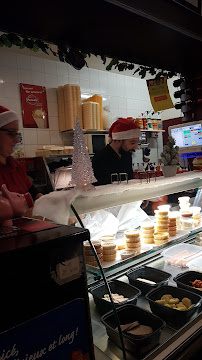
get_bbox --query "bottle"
[143,117,148,130]
[152,118,158,130]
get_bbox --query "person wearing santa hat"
[0,105,43,201]
[92,118,141,185]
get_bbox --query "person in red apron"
[0,105,43,201]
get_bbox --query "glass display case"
[70,171,202,360]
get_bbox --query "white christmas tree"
[71,118,97,189]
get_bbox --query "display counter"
[72,172,202,359]
[88,242,202,360]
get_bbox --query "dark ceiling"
[1,0,202,76]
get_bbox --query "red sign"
[20,83,49,128]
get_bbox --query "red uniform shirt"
[0,157,32,194]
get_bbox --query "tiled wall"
[0,48,181,161]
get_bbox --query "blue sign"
[0,298,90,360]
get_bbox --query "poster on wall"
[147,76,174,112]
[20,83,49,128]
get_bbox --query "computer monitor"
[168,120,202,154]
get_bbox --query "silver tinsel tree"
[71,118,97,188]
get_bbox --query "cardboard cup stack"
[82,101,100,129]
[57,84,83,130]
[57,86,66,131]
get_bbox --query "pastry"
[126,245,141,253]
[103,253,116,261]
[141,228,154,234]
[142,237,154,244]
[156,225,169,232]
[124,230,140,239]
[154,238,168,246]
[102,243,117,261]
[100,235,115,243]
[120,249,137,259]
[154,232,169,240]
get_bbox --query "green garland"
[0,32,178,79]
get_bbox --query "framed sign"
[20,83,49,128]
[147,77,174,112]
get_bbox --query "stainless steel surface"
[88,254,202,360]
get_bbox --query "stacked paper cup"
[63,84,83,129]
[57,86,66,131]
[83,101,100,129]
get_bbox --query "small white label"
[57,257,80,280]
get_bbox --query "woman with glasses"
[0,105,43,202]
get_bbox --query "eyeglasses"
[0,128,20,139]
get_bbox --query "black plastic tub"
[101,304,166,357]
[89,279,141,315]
[173,271,202,296]
[146,285,202,326]
[126,266,171,295]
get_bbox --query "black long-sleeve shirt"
[92,144,133,186]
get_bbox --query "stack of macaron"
[154,209,169,245]
[153,232,169,246]
[140,221,155,244]
[168,213,177,236]
[102,242,117,261]
[84,240,103,266]
[124,230,141,254]
[155,209,169,233]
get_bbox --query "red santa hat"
[0,105,19,128]
[109,118,141,140]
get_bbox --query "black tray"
[89,279,141,315]
[101,304,166,357]
[126,266,171,295]
[146,284,202,326]
[173,270,202,296]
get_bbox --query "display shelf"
[89,253,202,360]
[71,172,202,215]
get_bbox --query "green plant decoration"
[0,32,179,79]
[160,136,179,166]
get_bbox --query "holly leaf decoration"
[106,58,118,71]
[65,48,86,70]
[35,40,49,54]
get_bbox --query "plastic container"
[89,279,141,315]
[126,266,171,295]
[187,256,202,272]
[190,206,201,227]
[101,304,165,357]
[146,285,202,326]
[173,271,202,296]
[181,216,193,230]
[162,243,202,267]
